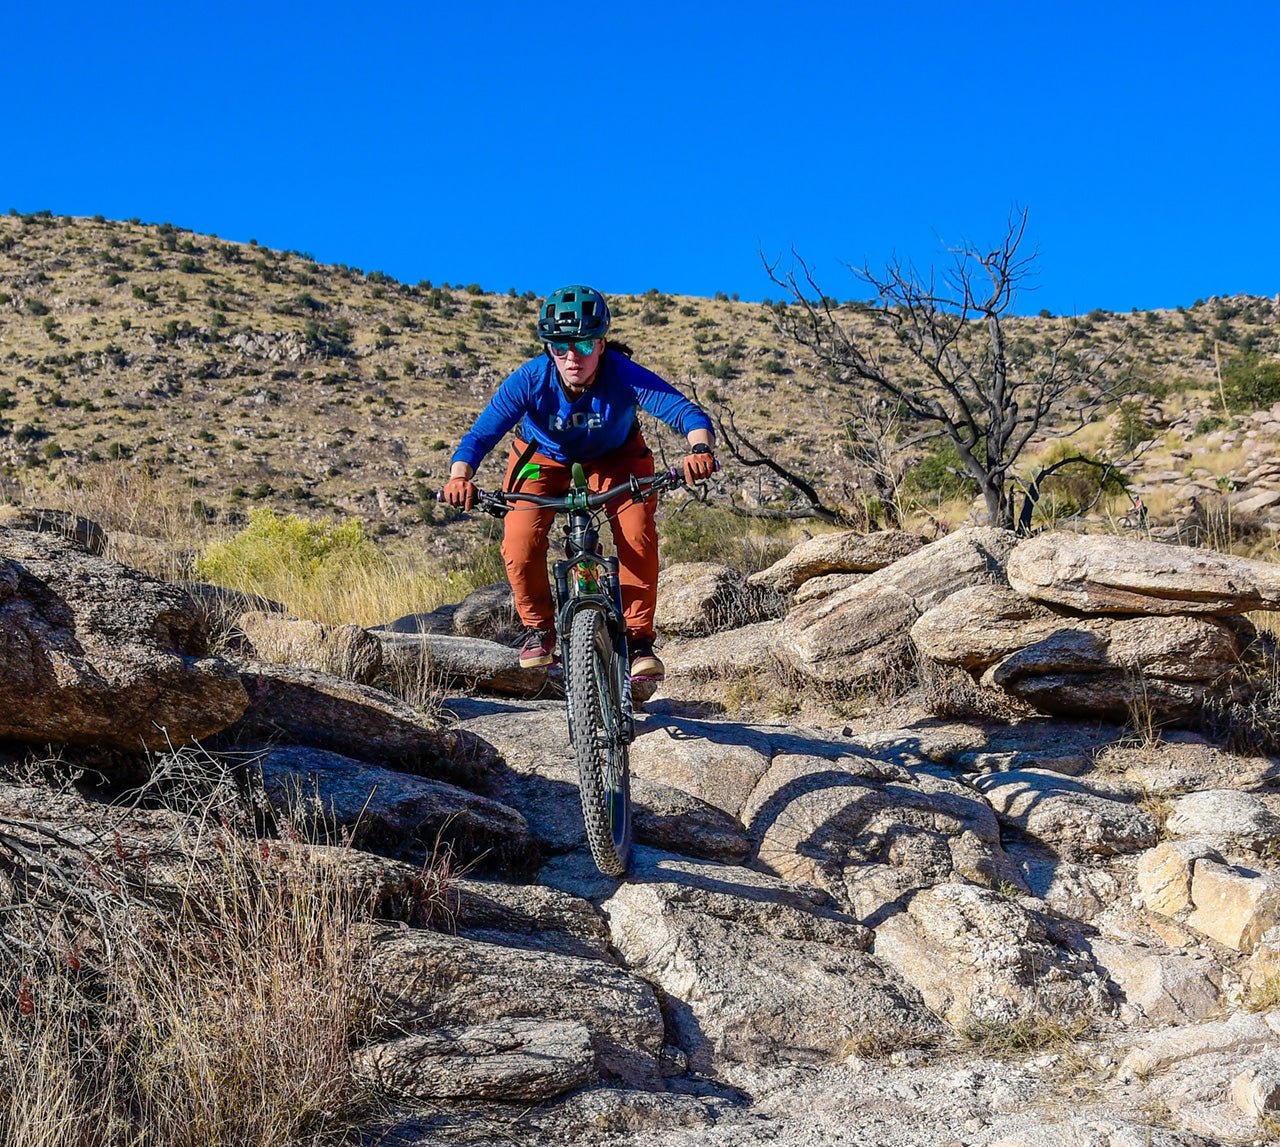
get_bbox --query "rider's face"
[554,338,604,393]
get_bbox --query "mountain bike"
[460,464,686,876]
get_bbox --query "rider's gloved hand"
[444,476,477,510]
[683,447,716,485]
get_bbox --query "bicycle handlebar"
[439,468,689,517]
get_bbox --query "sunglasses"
[547,338,598,358]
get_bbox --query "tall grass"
[25,460,218,581]
[0,745,410,1146]
[193,508,506,627]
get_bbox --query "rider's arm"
[450,364,536,475]
[621,358,715,440]
[687,426,716,451]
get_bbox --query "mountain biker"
[444,284,716,679]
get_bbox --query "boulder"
[598,849,939,1070]
[746,529,924,593]
[256,745,529,865]
[1166,789,1280,852]
[0,504,106,554]
[910,585,1066,671]
[354,1018,596,1102]
[454,701,591,853]
[873,884,1109,1028]
[451,582,520,641]
[659,619,783,680]
[224,662,487,787]
[1232,1055,1280,1117]
[1187,860,1280,952]
[376,631,551,698]
[1089,938,1221,1024]
[0,526,248,755]
[369,926,664,1087]
[446,877,612,961]
[456,701,750,861]
[987,1117,1214,1146]
[974,770,1158,860]
[630,776,751,864]
[1008,531,1280,614]
[791,571,865,605]
[654,562,751,637]
[1117,1011,1277,1081]
[373,604,458,634]
[1007,843,1121,924]
[628,717,775,818]
[778,526,1017,686]
[237,611,383,683]
[982,615,1243,721]
[742,752,1025,919]
[180,581,286,634]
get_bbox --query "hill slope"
[0,210,1276,546]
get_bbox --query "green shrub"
[1223,353,1280,410]
[24,298,49,316]
[12,424,46,445]
[195,508,382,595]
[1029,444,1126,522]
[1195,415,1226,436]
[1111,399,1154,452]
[903,441,978,502]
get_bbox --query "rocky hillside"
[2,210,1278,548]
[9,509,1280,1143]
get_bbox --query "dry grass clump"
[960,1014,1090,1055]
[0,744,412,1146]
[29,461,219,580]
[915,656,1035,723]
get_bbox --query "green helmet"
[537,284,611,341]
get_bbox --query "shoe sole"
[520,652,556,669]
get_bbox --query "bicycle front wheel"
[567,607,632,876]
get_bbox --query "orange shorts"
[500,431,658,642]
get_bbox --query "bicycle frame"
[553,504,636,745]
[452,464,684,747]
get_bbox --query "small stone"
[1136,840,1221,917]
[1233,1057,1280,1117]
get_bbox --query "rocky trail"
[11,514,1280,1144]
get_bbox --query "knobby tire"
[567,608,632,876]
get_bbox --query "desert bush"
[195,508,381,597]
[1029,443,1127,524]
[1111,399,1154,452]
[658,500,791,572]
[1223,352,1280,411]
[0,746,394,1146]
[903,440,978,503]
[193,508,505,626]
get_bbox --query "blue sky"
[3,1,1277,313]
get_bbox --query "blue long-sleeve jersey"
[452,350,713,471]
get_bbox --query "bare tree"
[765,209,1129,529]
[689,377,850,524]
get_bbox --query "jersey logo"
[551,411,604,431]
